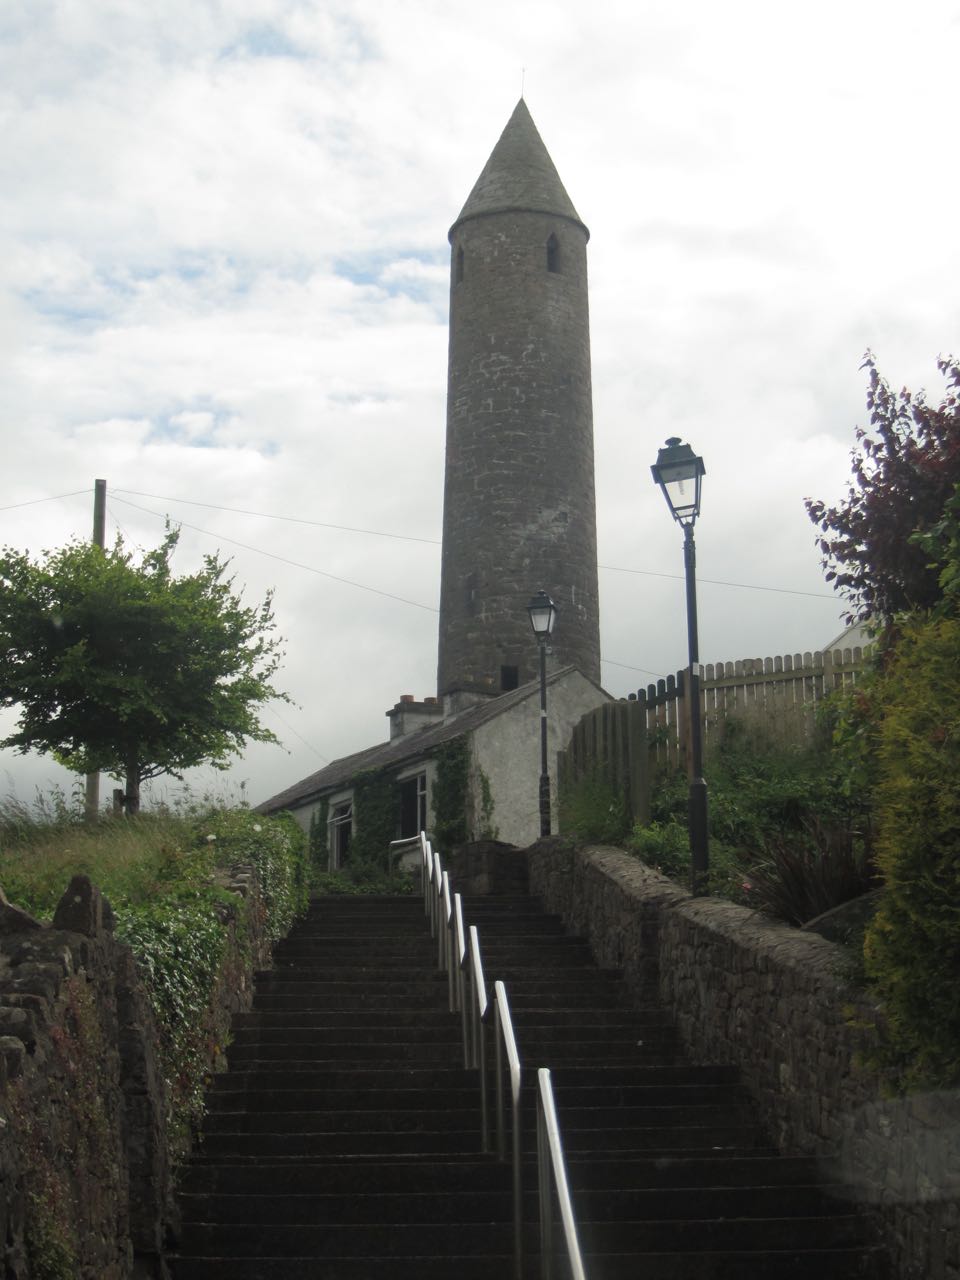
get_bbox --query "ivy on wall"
[350,769,399,868]
[478,767,499,840]
[431,738,469,850]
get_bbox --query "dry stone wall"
[526,841,960,1280]
[0,865,271,1280]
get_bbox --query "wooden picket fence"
[558,648,871,825]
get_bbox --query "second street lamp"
[527,590,557,839]
[651,437,709,895]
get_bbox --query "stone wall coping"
[580,844,867,996]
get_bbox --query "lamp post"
[651,437,709,895]
[527,590,558,839]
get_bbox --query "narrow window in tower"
[500,665,519,692]
[456,245,465,283]
[546,233,560,273]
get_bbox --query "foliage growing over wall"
[0,806,310,1146]
[431,738,469,850]
[197,808,307,940]
[349,769,399,869]
[117,890,227,1142]
[559,768,630,844]
[477,767,499,840]
[632,734,875,917]
[864,614,960,1089]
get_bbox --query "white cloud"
[1,0,958,808]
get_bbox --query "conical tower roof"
[449,99,588,240]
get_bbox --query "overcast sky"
[2,0,958,812]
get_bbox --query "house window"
[500,665,519,691]
[327,800,353,870]
[455,245,465,283]
[399,773,427,838]
[546,233,560,273]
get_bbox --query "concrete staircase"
[168,892,887,1279]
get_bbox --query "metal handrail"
[405,832,579,1280]
[536,1067,587,1280]
[493,979,524,1280]
[467,925,489,1141]
[433,851,444,965]
[453,893,467,1038]
[387,833,423,876]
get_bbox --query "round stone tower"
[437,99,601,702]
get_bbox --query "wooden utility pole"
[84,479,107,822]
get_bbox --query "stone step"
[206,1062,740,1093]
[178,1156,509,1196]
[178,1182,857,1226]
[227,1021,665,1048]
[228,1025,463,1047]
[176,1153,837,1197]
[171,889,884,1280]
[168,1247,886,1280]
[175,1214,866,1258]
[194,1128,492,1158]
[204,1081,749,1112]
[224,1040,465,1064]
[200,1101,759,1136]
[231,1006,661,1029]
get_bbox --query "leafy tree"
[0,528,288,813]
[806,353,960,627]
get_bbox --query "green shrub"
[636,733,872,921]
[740,818,878,925]
[626,818,742,898]
[313,868,416,896]
[627,819,689,877]
[195,808,308,941]
[864,614,960,1088]
[560,770,630,844]
[114,894,227,1146]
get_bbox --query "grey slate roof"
[258,667,585,814]
[450,99,587,239]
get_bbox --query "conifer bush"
[863,614,960,1088]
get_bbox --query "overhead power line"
[112,488,442,546]
[0,489,89,513]
[7,484,839,606]
[601,657,666,679]
[110,495,440,614]
[598,563,836,601]
[111,490,836,600]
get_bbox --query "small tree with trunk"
[0,528,288,813]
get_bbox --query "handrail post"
[421,833,431,916]
[538,1108,553,1280]
[468,926,489,1151]
[494,980,523,1280]
[434,853,444,968]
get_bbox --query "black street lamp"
[651,437,709,895]
[527,590,558,839]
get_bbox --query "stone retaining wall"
[0,864,271,1279]
[526,841,960,1280]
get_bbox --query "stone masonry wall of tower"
[437,109,602,698]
